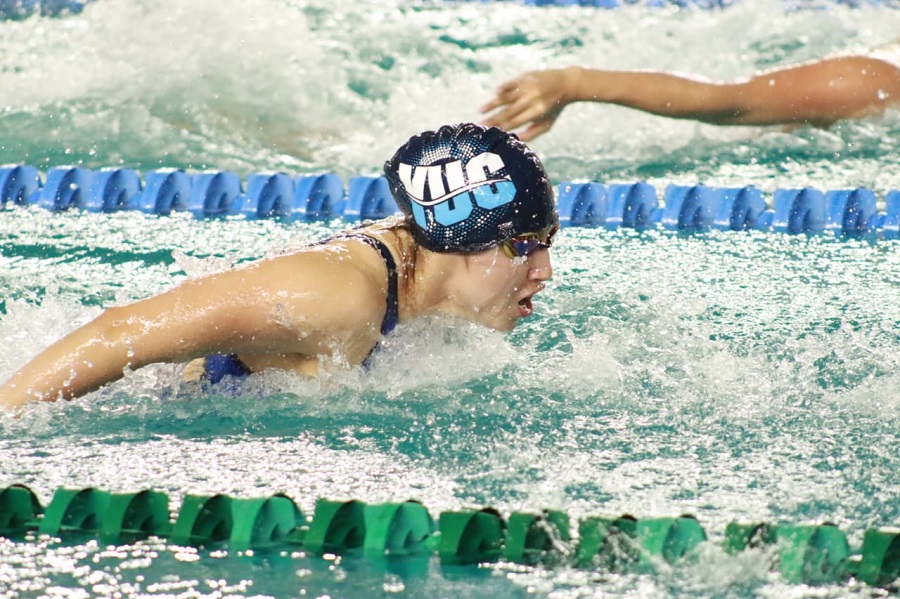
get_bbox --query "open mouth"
[518,296,534,317]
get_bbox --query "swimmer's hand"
[481,68,576,141]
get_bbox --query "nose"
[528,248,553,282]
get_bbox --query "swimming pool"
[1,0,899,597]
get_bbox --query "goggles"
[500,225,557,259]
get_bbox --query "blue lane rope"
[2,164,899,238]
[0,484,897,587]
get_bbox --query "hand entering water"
[481,44,900,140]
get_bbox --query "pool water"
[1,0,899,597]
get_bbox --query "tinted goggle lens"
[501,227,556,259]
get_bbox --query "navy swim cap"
[384,123,557,253]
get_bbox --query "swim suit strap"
[337,234,399,335]
[201,232,400,383]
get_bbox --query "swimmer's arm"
[481,67,758,139]
[0,252,385,411]
[0,303,163,410]
[482,58,900,138]
[699,57,900,126]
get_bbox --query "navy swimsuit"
[202,234,399,384]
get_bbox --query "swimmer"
[481,42,900,141]
[0,123,558,412]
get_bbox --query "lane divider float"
[2,165,900,238]
[0,484,897,588]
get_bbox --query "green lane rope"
[0,484,897,589]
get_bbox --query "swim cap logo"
[398,151,517,228]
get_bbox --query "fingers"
[479,78,522,113]
[482,103,528,132]
[482,86,540,128]
[483,102,547,138]
[516,125,542,142]
[494,77,523,99]
[479,96,504,114]
[479,72,558,139]
[481,90,519,127]
[518,119,554,142]
[496,98,550,131]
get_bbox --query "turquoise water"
[1,0,899,597]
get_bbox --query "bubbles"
[366,315,520,400]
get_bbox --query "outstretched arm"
[0,287,231,410]
[481,57,900,140]
[0,246,386,411]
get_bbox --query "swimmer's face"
[458,225,555,331]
